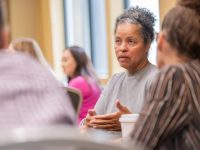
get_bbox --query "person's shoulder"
[70,76,86,82]
[0,50,31,61]
[69,76,87,86]
[149,63,157,69]
[111,72,126,80]
[146,63,158,73]
[0,51,43,70]
[141,63,158,84]
[146,65,185,95]
[0,51,58,83]
[158,64,185,82]
[102,72,126,88]
[160,64,183,74]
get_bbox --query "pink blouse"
[68,76,101,123]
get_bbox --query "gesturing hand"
[83,109,96,128]
[89,100,131,131]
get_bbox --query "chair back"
[65,87,82,116]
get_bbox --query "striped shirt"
[0,51,76,128]
[131,60,200,150]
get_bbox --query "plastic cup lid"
[119,114,139,122]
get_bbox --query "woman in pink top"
[62,46,101,123]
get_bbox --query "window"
[88,0,108,78]
[63,0,108,78]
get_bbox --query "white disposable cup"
[119,114,139,138]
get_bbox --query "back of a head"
[177,0,200,13]
[10,38,38,59]
[162,0,200,60]
[0,0,6,28]
[9,37,55,75]
[0,0,8,49]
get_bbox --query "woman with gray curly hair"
[82,6,157,131]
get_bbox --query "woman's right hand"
[84,109,96,128]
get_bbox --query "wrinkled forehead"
[117,17,139,25]
[114,22,143,40]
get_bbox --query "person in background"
[83,6,157,131]
[0,0,75,128]
[130,0,200,149]
[9,37,55,76]
[62,46,101,123]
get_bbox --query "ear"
[157,32,165,52]
[145,43,151,53]
[156,32,167,68]
[0,27,9,49]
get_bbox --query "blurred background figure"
[9,37,55,76]
[62,46,101,123]
[131,0,200,149]
[0,0,75,128]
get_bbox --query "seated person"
[0,1,75,128]
[82,6,157,131]
[130,0,200,149]
[62,46,101,123]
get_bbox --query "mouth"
[118,56,129,61]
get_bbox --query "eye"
[128,38,136,46]
[62,57,68,62]
[115,38,121,46]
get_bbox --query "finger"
[116,100,131,113]
[88,109,96,116]
[87,123,95,128]
[86,115,95,123]
[92,123,120,129]
[85,117,96,128]
[90,118,119,125]
[116,100,127,111]
[85,113,96,127]
[94,112,120,120]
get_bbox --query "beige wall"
[106,0,125,76]
[159,0,177,24]
[9,0,38,39]
[9,0,53,67]
[36,0,53,67]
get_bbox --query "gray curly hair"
[114,6,156,46]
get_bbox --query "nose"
[61,61,66,68]
[119,42,128,52]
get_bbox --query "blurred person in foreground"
[130,0,200,149]
[62,46,101,123]
[82,6,157,131]
[0,0,75,128]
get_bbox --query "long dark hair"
[65,46,101,87]
[162,0,200,60]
